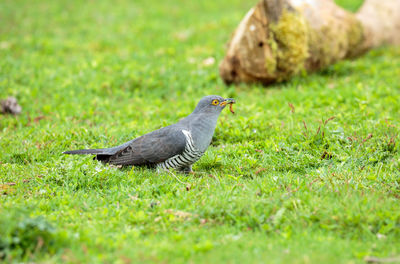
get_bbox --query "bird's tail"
[63,142,130,162]
[63,149,109,155]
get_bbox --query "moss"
[265,32,278,75]
[307,25,342,68]
[346,18,364,57]
[268,9,309,80]
[306,14,364,69]
[265,7,364,79]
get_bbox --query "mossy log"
[219,0,400,85]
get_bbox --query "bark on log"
[219,0,400,85]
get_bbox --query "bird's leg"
[179,165,193,175]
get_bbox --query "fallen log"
[219,0,400,85]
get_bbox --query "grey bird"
[63,95,236,173]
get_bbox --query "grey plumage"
[63,95,235,173]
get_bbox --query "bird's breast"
[156,129,204,170]
[188,115,218,152]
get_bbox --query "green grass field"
[1,0,399,262]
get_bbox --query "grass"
[1,0,399,262]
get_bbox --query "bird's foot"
[178,165,193,175]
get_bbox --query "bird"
[63,95,236,173]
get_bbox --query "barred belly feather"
[157,130,204,170]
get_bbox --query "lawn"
[1,0,399,263]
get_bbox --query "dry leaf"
[1,96,21,115]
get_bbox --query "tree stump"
[219,0,400,85]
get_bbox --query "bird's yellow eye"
[211,99,219,105]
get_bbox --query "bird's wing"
[107,127,186,166]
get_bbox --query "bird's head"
[192,95,236,115]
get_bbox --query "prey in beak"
[220,98,236,113]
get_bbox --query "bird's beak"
[219,98,236,107]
